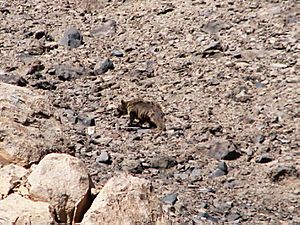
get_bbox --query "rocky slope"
[0,0,299,224]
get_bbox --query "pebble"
[190,168,202,180]
[96,151,111,164]
[59,26,83,48]
[122,159,144,174]
[226,212,241,222]
[161,193,178,205]
[75,114,96,126]
[111,50,124,57]
[208,141,241,160]
[148,156,177,169]
[209,168,226,178]
[55,64,85,81]
[196,212,218,223]
[254,135,265,144]
[207,78,220,86]
[255,154,273,163]
[94,59,114,75]
[217,161,228,173]
[34,30,46,39]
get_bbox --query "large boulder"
[0,193,55,224]
[0,82,68,167]
[0,164,28,199]
[27,153,94,224]
[81,173,169,225]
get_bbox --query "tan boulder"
[27,153,94,224]
[0,193,55,224]
[0,164,28,199]
[0,82,68,167]
[81,173,169,225]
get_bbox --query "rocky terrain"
[0,0,299,224]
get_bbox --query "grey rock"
[174,173,189,180]
[111,50,124,57]
[208,140,241,160]
[209,168,226,178]
[255,154,273,164]
[96,151,111,164]
[94,59,114,75]
[161,193,178,205]
[255,82,265,88]
[254,135,265,144]
[226,212,241,222]
[218,161,228,172]
[60,26,83,48]
[75,114,95,127]
[190,168,202,180]
[207,78,220,86]
[214,200,232,212]
[210,162,228,178]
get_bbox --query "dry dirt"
[0,0,299,224]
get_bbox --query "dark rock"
[96,151,111,164]
[35,30,46,39]
[208,124,223,135]
[47,68,56,75]
[208,141,241,160]
[161,193,178,205]
[111,50,124,57]
[268,165,299,182]
[255,154,273,164]
[59,26,83,48]
[55,64,85,81]
[90,19,117,36]
[75,114,96,126]
[226,212,241,222]
[32,80,56,90]
[24,31,34,38]
[148,156,177,169]
[94,59,114,75]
